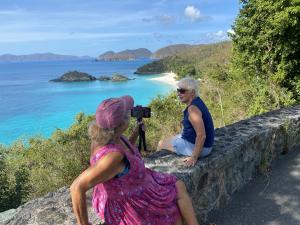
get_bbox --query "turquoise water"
[0,59,174,145]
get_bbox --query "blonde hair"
[88,111,130,146]
[177,77,199,96]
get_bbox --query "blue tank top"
[181,97,215,147]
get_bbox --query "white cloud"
[227,28,235,35]
[184,5,201,22]
[216,30,224,36]
[202,30,230,42]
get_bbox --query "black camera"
[131,105,151,120]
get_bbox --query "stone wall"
[146,105,300,223]
[1,105,300,225]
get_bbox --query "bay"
[0,59,174,145]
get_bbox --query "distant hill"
[0,53,92,62]
[96,48,152,61]
[135,41,232,76]
[151,44,195,59]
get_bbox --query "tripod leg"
[141,131,147,151]
[138,135,142,152]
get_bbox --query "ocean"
[0,59,174,145]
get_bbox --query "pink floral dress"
[90,136,180,225]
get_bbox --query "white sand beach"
[148,72,178,87]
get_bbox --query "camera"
[131,105,151,120]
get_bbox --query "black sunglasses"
[177,88,188,94]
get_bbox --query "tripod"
[137,118,147,152]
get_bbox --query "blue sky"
[0,0,240,57]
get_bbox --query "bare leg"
[175,217,184,225]
[157,136,175,152]
[176,180,199,225]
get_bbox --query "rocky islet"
[50,71,133,82]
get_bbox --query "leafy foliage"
[0,151,11,212]
[0,113,94,211]
[0,146,31,211]
[230,0,300,111]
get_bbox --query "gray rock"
[0,209,16,224]
[1,187,103,225]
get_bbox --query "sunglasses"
[177,88,188,94]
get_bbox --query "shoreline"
[148,72,177,87]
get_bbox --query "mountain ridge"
[96,48,152,61]
[96,45,199,61]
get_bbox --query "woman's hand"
[182,155,198,167]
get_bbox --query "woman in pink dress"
[71,95,199,225]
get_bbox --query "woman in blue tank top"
[157,77,215,167]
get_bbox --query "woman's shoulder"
[188,104,202,115]
[90,144,124,164]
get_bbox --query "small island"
[50,71,97,82]
[111,74,131,82]
[98,75,111,81]
[97,74,133,82]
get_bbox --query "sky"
[0,0,240,57]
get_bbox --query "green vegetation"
[1,0,299,212]
[136,41,231,79]
[0,113,93,211]
[230,0,300,114]
[135,60,168,74]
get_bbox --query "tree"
[0,152,11,212]
[11,166,31,208]
[230,0,300,105]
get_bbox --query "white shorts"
[172,134,212,157]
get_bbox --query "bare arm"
[189,105,206,159]
[70,152,124,225]
[183,105,206,167]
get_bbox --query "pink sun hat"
[95,95,134,129]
